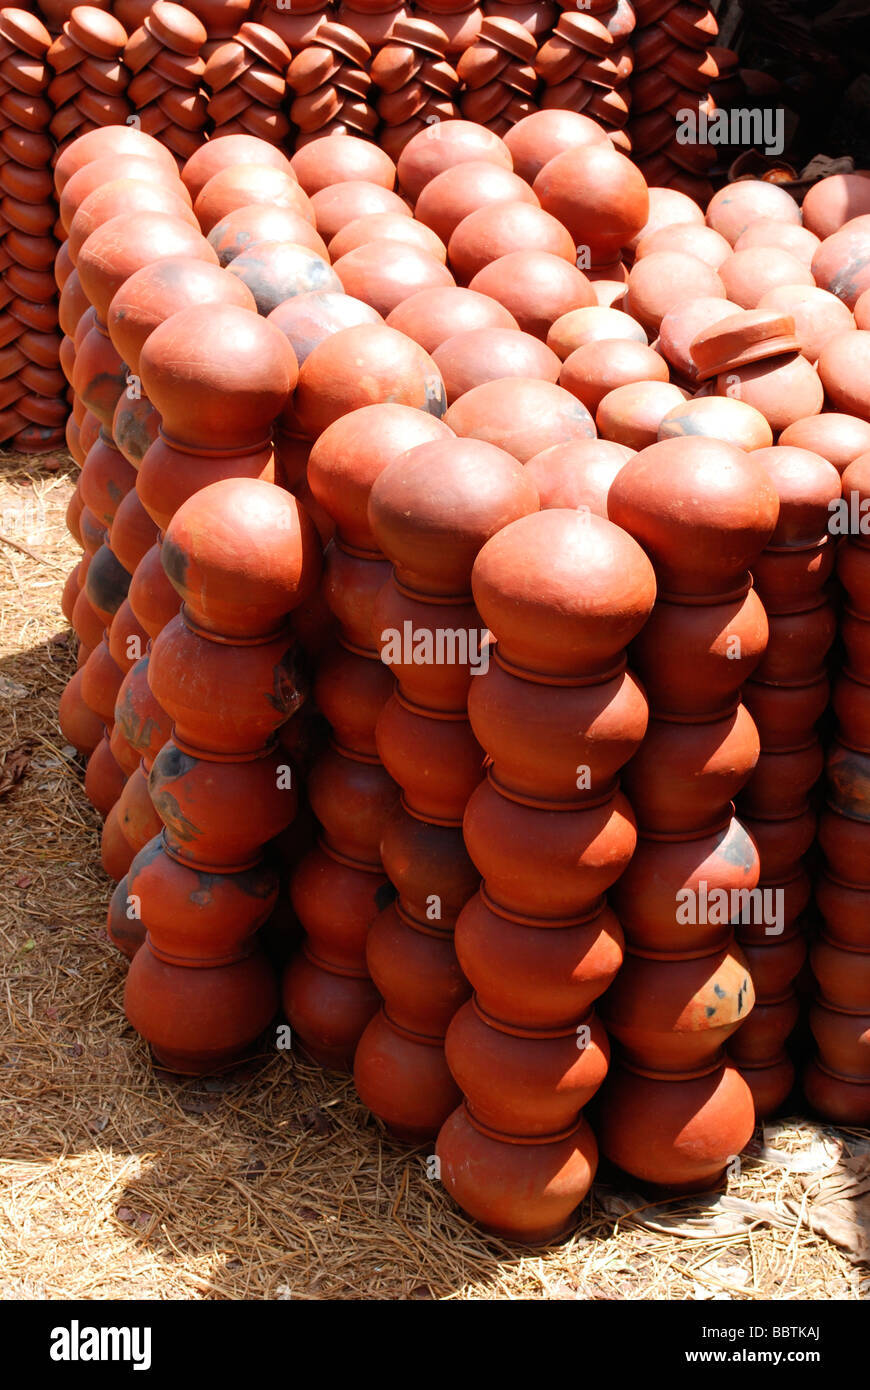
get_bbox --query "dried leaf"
[0,742,33,798]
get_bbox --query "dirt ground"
[1,453,867,1301]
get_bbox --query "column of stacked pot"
[281,403,445,1071]
[455,17,537,138]
[732,445,842,1118]
[123,0,208,166]
[628,0,722,206]
[47,6,130,160]
[597,436,780,1191]
[805,448,870,1125]
[434,507,655,1243]
[0,7,66,453]
[534,7,634,151]
[286,20,376,147]
[370,17,460,163]
[202,20,289,145]
[122,474,321,1074]
[353,435,539,1143]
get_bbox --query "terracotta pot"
[112,395,160,470]
[385,284,518,352]
[715,352,825,434]
[85,551,131,630]
[309,180,410,242]
[294,323,446,437]
[332,239,453,317]
[815,871,870,949]
[445,201,573,287]
[602,944,754,1070]
[636,222,731,269]
[437,1103,597,1243]
[802,173,870,239]
[193,163,312,235]
[367,896,469,1029]
[559,339,668,415]
[291,841,388,972]
[811,936,870,1012]
[380,801,480,925]
[266,292,381,372]
[125,939,278,1073]
[657,296,740,385]
[395,118,511,202]
[80,636,125,725]
[706,180,801,246]
[740,805,817,882]
[322,542,392,650]
[446,377,597,462]
[547,305,647,361]
[727,990,800,1064]
[754,598,835,683]
[464,777,636,917]
[609,436,779,599]
[467,250,595,342]
[328,213,446,265]
[597,380,690,450]
[658,396,773,452]
[811,216,870,310]
[414,161,536,247]
[79,434,136,528]
[107,256,256,375]
[108,601,150,677]
[77,211,217,323]
[524,439,633,517]
[803,1059,870,1125]
[533,143,649,263]
[445,997,608,1136]
[740,740,824,818]
[68,178,199,266]
[54,125,178,195]
[106,874,144,960]
[282,947,381,1070]
[432,327,559,403]
[180,134,293,202]
[161,477,321,638]
[85,732,126,818]
[376,694,484,820]
[227,239,342,315]
[818,330,870,422]
[137,437,276,532]
[743,674,829,749]
[290,132,395,195]
[208,204,329,266]
[502,108,605,184]
[758,284,855,363]
[354,1009,462,1141]
[626,251,725,334]
[114,763,163,856]
[114,655,172,765]
[73,326,128,430]
[625,703,760,833]
[308,743,400,864]
[613,814,760,953]
[127,541,182,638]
[718,247,814,312]
[313,641,393,756]
[779,413,870,474]
[839,542,870,612]
[809,1000,870,1080]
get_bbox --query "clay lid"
[123,24,161,71]
[707,43,739,76]
[457,42,510,89]
[333,64,372,98]
[150,46,205,84]
[76,87,131,123]
[660,1,719,50]
[207,85,247,122]
[144,2,207,55]
[49,68,85,104]
[0,9,52,58]
[78,55,129,92]
[46,29,82,71]
[632,28,677,71]
[664,46,719,90]
[238,104,290,140]
[378,79,427,124]
[583,49,633,88]
[460,79,511,123]
[291,83,341,132]
[0,90,52,128]
[288,45,340,94]
[603,0,637,43]
[541,76,592,112]
[238,62,287,104]
[371,42,422,93]
[588,88,630,128]
[479,16,536,62]
[236,20,291,70]
[338,97,378,134]
[67,7,127,58]
[690,308,800,380]
[555,11,614,56]
[416,57,458,94]
[203,39,247,88]
[500,60,537,96]
[127,66,170,103]
[535,36,583,86]
[633,0,681,23]
[316,21,371,65]
[391,16,448,57]
[631,68,677,113]
[159,86,207,127]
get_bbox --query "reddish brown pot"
[308,743,400,865]
[162,478,321,639]
[609,436,779,599]
[740,740,824,818]
[376,694,484,821]
[396,118,511,202]
[472,509,655,679]
[446,997,609,1137]
[227,240,343,316]
[149,615,305,755]
[812,218,870,310]
[779,413,870,474]
[811,936,870,1012]
[468,654,647,803]
[101,804,136,883]
[291,841,388,973]
[754,599,836,683]
[148,739,298,870]
[379,802,480,926]
[612,815,760,954]
[106,874,144,960]
[354,1009,462,1142]
[636,223,731,269]
[333,239,454,317]
[282,947,381,1071]
[113,395,160,470]
[367,900,470,1034]
[369,436,539,596]
[464,777,636,918]
[309,180,409,242]
[115,763,163,857]
[657,296,739,385]
[291,132,395,194]
[602,944,754,1070]
[84,544,132,626]
[208,204,329,266]
[533,142,648,263]
[714,353,824,435]
[80,636,124,726]
[85,732,126,818]
[740,805,817,881]
[114,656,171,766]
[79,434,136,528]
[597,380,690,451]
[267,290,383,369]
[727,991,800,1064]
[468,251,595,342]
[817,866,870,941]
[839,543,870,612]
[444,378,596,460]
[739,930,806,998]
[455,888,622,1030]
[706,180,801,246]
[626,251,725,333]
[294,323,446,437]
[68,179,199,265]
[181,134,294,202]
[658,397,773,452]
[77,211,217,324]
[743,674,829,749]
[433,327,560,403]
[314,641,393,757]
[193,164,313,235]
[503,108,605,183]
[559,338,668,415]
[524,439,633,517]
[125,939,278,1074]
[547,305,648,361]
[73,325,128,430]
[624,703,760,834]
[754,445,842,548]
[446,201,575,285]
[817,329,870,423]
[372,579,482,711]
[826,739,870,821]
[415,160,537,245]
[109,490,159,578]
[599,1059,755,1190]
[127,541,182,639]
[803,1059,870,1125]
[809,1000,870,1080]
[322,542,392,651]
[73,587,106,651]
[386,285,518,352]
[54,125,178,195]
[842,608,870,681]
[60,153,189,234]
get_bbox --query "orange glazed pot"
[437,1104,598,1244]
[455,888,623,1030]
[125,939,278,1074]
[354,1009,463,1142]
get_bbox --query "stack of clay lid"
[707,42,742,108]
[484,0,556,45]
[38,0,112,34]
[124,1,208,164]
[534,7,634,151]
[690,308,801,382]
[203,20,290,143]
[456,16,538,136]
[415,6,482,58]
[628,0,720,203]
[184,0,255,43]
[46,6,129,156]
[0,7,66,452]
[287,21,377,145]
[336,3,410,55]
[371,17,459,159]
[253,0,329,55]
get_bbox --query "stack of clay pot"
[456,16,537,137]
[805,448,870,1124]
[596,437,780,1189]
[432,508,653,1240]
[203,20,290,144]
[353,435,539,1142]
[123,1,208,165]
[628,0,721,205]
[732,447,841,1116]
[253,0,329,58]
[534,7,633,152]
[47,5,130,158]
[122,474,320,1074]
[286,20,377,145]
[371,17,460,162]
[0,8,66,452]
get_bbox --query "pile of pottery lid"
[46,4,129,154]
[204,19,290,143]
[53,112,870,1241]
[456,17,537,135]
[0,7,66,452]
[123,1,209,161]
[285,19,375,143]
[371,17,459,161]
[535,7,634,151]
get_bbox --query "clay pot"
[597,380,690,450]
[137,437,275,533]
[608,436,780,599]
[779,413,870,473]
[107,257,257,374]
[109,490,159,577]
[752,444,841,547]
[818,330,870,422]
[626,252,725,333]
[308,744,400,864]
[718,247,814,311]
[815,871,870,949]
[372,580,482,712]
[79,435,136,527]
[59,152,189,233]
[294,324,446,437]
[108,600,149,675]
[314,642,394,756]
[740,740,824,818]
[291,132,396,195]
[68,179,199,265]
[706,180,801,246]
[396,118,511,202]
[329,212,446,263]
[366,898,471,1033]
[533,143,649,263]
[415,160,538,246]
[809,1000,870,1080]
[282,947,381,1071]
[309,180,410,242]
[740,804,817,881]
[433,327,560,402]
[267,290,382,368]
[85,733,127,818]
[354,1009,463,1142]
[113,656,172,765]
[77,211,217,322]
[658,396,773,451]
[208,204,329,266]
[468,251,596,341]
[811,936,870,1012]
[624,703,760,833]
[758,284,855,363]
[818,803,870,882]
[446,201,574,286]
[59,668,104,755]
[547,306,647,360]
[803,1058,870,1125]
[525,439,633,516]
[743,675,829,749]
[599,1059,755,1189]
[125,940,278,1073]
[376,693,484,820]
[72,327,128,430]
[503,108,606,184]
[227,240,342,315]
[193,164,312,235]
[291,842,388,973]
[635,222,732,269]
[386,284,518,353]
[139,304,296,449]
[559,339,667,415]
[445,378,594,462]
[54,125,178,195]
[380,800,480,924]
[322,543,392,649]
[802,173,870,240]
[657,296,741,384]
[751,538,836,614]
[811,216,870,310]
[332,239,453,316]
